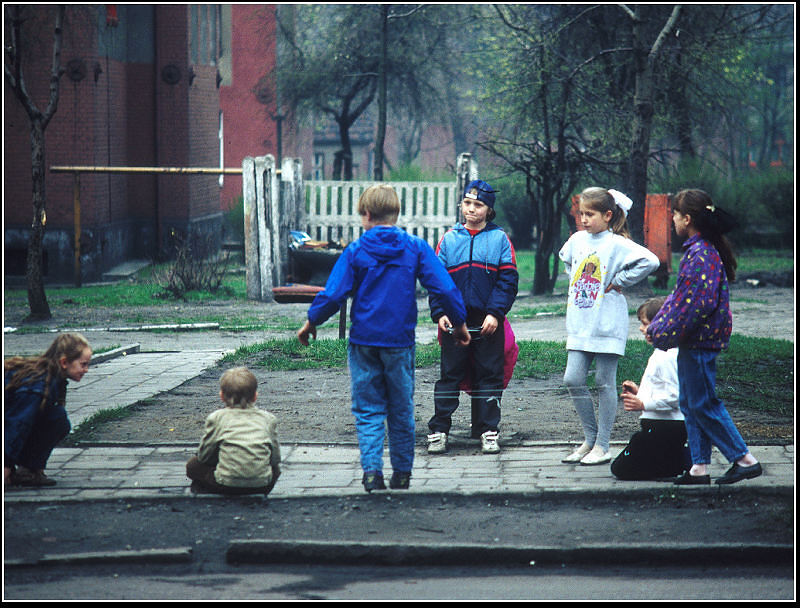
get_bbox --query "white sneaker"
[427,432,448,454]
[562,442,593,463]
[481,431,500,454]
[580,445,611,465]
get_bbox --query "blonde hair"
[220,367,258,408]
[357,184,400,224]
[4,332,91,410]
[579,187,630,238]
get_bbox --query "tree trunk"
[626,10,651,245]
[373,5,388,180]
[26,117,52,319]
[5,5,65,320]
[625,5,681,246]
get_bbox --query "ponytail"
[672,189,738,281]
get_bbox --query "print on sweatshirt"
[571,254,602,309]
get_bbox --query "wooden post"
[456,153,477,225]
[242,157,261,300]
[73,173,81,287]
[256,155,275,302]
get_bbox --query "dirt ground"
[78,358,793,447]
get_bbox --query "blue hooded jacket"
[307,225,466,348]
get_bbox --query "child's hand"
[450,323,471,347]
[621,380,638,395]
[481,314,499,336]
[622,393,645,412]
[438,315,453,333]
[297,320,316,346]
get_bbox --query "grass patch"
[220,335,792,419]
[221,338,442,370]
[66,404,139,444]
[3,271,247,310]
[717,335,794,416]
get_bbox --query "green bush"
[650,160,793,248]
[224,196,245,243]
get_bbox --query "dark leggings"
[611,419,691,480]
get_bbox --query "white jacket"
[637,348,683,421]
[559,230,660,355]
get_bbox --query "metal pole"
[51,165,246,174]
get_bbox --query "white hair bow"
[608,189,633,217]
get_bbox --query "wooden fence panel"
[302,181,459,248]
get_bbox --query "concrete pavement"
[3,331,794,571]
[2,342,793,503]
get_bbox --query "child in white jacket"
[611,297,690,480]
[559,187,659,465]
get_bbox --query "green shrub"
[650,160,793,248]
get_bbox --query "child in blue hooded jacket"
[427,179,519,455]
[298,184,470,492]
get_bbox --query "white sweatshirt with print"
[559,230,660,355]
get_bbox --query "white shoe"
[562,443,593,463]
[427,432,447,454]
[580,446,611,465]
[481,431,500,454]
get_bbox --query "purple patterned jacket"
[647,234,732,351]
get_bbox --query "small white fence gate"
[243,153,478,302]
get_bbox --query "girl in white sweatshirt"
[558,187,660,465]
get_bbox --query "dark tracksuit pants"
[429,318,504,437]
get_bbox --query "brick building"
[4,4,281,283]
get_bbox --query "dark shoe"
[12,470,57,487]
[389,471,411,490]
[673,472,711,485]
[715,462,763,485]
[362,471,386,493]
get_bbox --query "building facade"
[4,4,280,283]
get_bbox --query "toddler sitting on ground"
[186,367,281,495]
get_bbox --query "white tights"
[563,350,620,452]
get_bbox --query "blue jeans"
[348,343,416,474]
[677,348,748,465]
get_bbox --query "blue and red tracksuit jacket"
[429,222,518,324]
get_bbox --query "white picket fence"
[243,153,478,301]
[301,181,460,248]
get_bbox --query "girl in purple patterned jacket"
[647,189,761,485]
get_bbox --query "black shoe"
[362,471,386,493]
[389,471,411,490]
[673,472,711,485]
[715,462,763,485]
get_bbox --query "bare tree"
[4,5,66,320]
[619,4,681,243]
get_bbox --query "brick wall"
[4,5,248,282]
[219,4,278,212]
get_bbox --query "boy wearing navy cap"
[428,179,519,454]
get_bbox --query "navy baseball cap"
[464,179,497,208]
